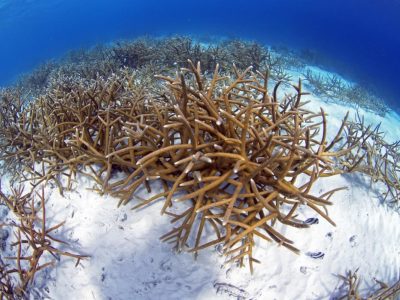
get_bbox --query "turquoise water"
[1,0,400,110]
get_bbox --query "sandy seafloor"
[1,65,399,300]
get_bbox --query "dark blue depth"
[1,0,399,110]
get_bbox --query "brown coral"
[0,61,350,273]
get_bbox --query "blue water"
[1,0,400,109]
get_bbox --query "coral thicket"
[0,36,398,297]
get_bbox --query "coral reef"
[0,60,352,275]
[303,69,389,116]
[0,35,398,298]
[12,36,388,117]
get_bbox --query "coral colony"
[0,36,398,298]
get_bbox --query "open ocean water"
[0,0,400,110]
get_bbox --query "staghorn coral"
[1,55,396,275]
[12,35,391,117]
[0,88,26,129]
[111,38,161,69]
[222,40,267,71]
[0,88,29,177]
[0,258,15,300]
[5,58,397,274]
[16,61,58,96]
[0,35,397,298]
[0,38,396,286]
[303,69,389,116]
[11,35,389,117]
[335,112,400,208]
[303,69,345,98]
[161,36,204,67]
[0,68,158,194]
[336,269,400,300]
[268,45,307,71]
[103,62,347,272]
[0,60,352,273]
[0,185,87,298]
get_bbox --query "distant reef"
[6,35,389,116]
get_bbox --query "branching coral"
[112,38,161,69]
[0,61,351,273]
[92,62,347,272]
[337,269,400,300]
[12,35,389,117]
[0,68,157,193]
[0,185,87,297]
[303,69,389,116]
[0,258,15,300]
[222,40,267,71]
[0,35,397,293]
[1,54,396,276]
[335,112,400,208]
[0,35,398,298]
[303,69,345,98]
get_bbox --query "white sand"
[1,67,399,300]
